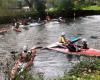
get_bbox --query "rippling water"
[0,15,100,80]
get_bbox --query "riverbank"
[1,10,100,24]
[48,10,100,18]
[58,57,100,80]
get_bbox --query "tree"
[24,0,34,9]
[56,0,73,11]
[33,0,46,18]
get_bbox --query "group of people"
[59,32,88,52]
[12,16,65,30]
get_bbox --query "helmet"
[28,51,31,53]
[82,39,87,42]
[61,32,66,36]
[23,46,28,52]
[28,17,31,19]
[59,17,62,19]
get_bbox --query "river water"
[0,15,100,80]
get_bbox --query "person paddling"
[58,17,63,22]
[22,46,28,57]
[59,32,69,45]
[19,46,28,62]
[59,32,77,52]
[15,22,20,29]
[81,39,89,49]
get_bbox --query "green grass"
[58,71,100,80]
[14,71,44,80]
[58,58,100,80]
[82,5,100,10]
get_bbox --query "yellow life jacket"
[59,36,66,44]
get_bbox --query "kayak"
[28,22,44,27]
[45,36,100,57]
[47,47,100,57]
[46,37,81,48]
[51,19,65,23]
[10,47,36,80]
[0,29,8,34]
[13,28,21,32]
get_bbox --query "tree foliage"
[24,0,34,8]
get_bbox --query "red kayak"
[48,47,100,57]
[46,42,100,57]
[13,28,21,32]
[0,29,8,34]
[10,47,36,80]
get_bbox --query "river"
[0,15,100,80]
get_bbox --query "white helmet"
[28,17,31,20]
[82,38,87,42]
[28,50,31,53]
[61,32,66,36]
[23,46,28,51]
[59,17,62,19]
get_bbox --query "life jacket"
[59,36,66,44]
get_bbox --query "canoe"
[47,47,100,57]
[10,47,36,80]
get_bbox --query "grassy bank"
[82,5,100,10]
[58,57,100,80]
[1,5,100,24]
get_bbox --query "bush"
[57,58,100,80]
[14,71,44,80]
[69,58,100,76]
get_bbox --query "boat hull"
[48,47,100,57]
[28,22,44,27]
[0,29,8,34]
[13,28,21,32]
